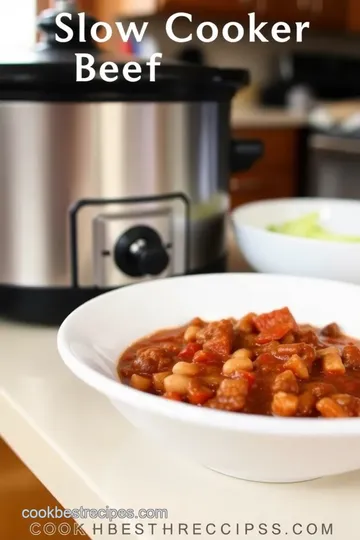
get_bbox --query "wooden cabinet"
[266,1,347,30]
[109,0,348,31]
[230,128,299,209]
[0,439,88,540]
[265,1,308,24]
[307,0,347,30]
[38,0,352,33]
[159,0,264,16]
[347,0,360,32]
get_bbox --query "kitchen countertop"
[1,240,359,540]
[231,106,308,128]
[2,321,360,540]
[227,223,252,272]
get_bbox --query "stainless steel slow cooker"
[0,2,262,324]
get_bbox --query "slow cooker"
[0,1,263,325]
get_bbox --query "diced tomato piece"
[188,392,211,405]
[193,350,221,365]
[343,381,360,393]
[254,308,298,345]
[197,320,234,358]
[256,323,294,344]
[164,392,182,401]
[188,380,214,405]
[343,345,360,369]
[178,342,202,360]
[203,337,231,358]
[256,353,275,365]
[254,353,282,374]
[237,371,256,390]
[254,307,298,333]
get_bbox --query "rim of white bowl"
[231,198,360,249]
[57,273,360,438]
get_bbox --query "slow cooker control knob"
[114,226,170,278]
[134,243,170,276]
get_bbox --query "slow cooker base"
[0,255,227,326]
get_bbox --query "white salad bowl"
[57,273,360,484]
[232,198,360,284]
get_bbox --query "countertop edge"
[231,107,309,128]
[0,391,111,539]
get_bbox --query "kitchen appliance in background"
[261,52,360,107]
[306,101,360,199]
[0,0,263,325]
[260,52,360,198]
[176,47,206,66]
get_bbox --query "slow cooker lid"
[0,5,249,101]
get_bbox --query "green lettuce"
[267,212,360,243]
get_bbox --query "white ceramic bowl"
[232,198,360,283]
[57,273,360,484]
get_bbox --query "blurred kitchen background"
[3,3,360,539]
[108,0,360,208]
[2,0,360,314]
[7,0,360,277]
[9,0,360,209]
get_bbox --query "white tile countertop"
[1,310,360,540]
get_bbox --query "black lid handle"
[37,0,98,50]
[230,139,264,173]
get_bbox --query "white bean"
[130,374,152,392]
[322,352,346,375]
[223,356,253,376]
[201,374,223,387]
[172,361,200,377]
[164,374,191,395]
[184,325,200,343]
[284,354,309,380]
[232,348,253,360]
[272,392,299,417]
[153,371,172,393]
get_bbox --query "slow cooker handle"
[230,139,264,173]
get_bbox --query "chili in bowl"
[58,273,360,483]
[118,307,360,418]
